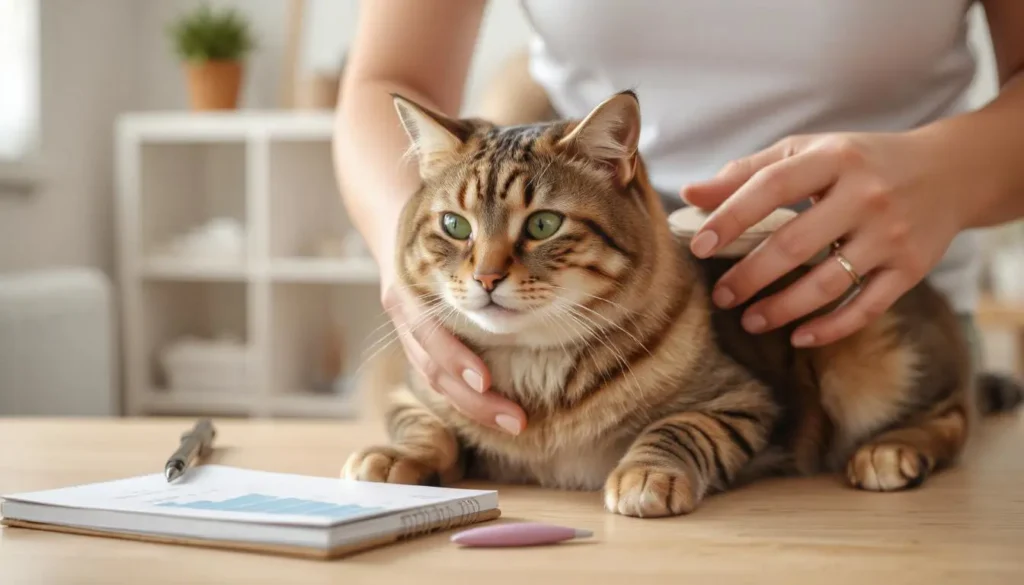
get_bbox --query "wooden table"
[2,416,1023,584]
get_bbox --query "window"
[0,0,39,186]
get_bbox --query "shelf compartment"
[268,282,386,415]
[139,142,247,262]
[267,140,372,266]
[141,281,252,394]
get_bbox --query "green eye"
[525,211,563,240]
[441,212,472,240]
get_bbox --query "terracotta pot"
[184,60,243,110]
[293,72,340,110]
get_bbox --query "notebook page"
[2,465,497,528]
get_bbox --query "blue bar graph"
[156,493,383,520]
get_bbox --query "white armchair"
[0,267,118,415]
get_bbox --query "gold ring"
[832,250,862,287]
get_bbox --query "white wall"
[0,0,140,275]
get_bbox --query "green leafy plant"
[167,3,256,62]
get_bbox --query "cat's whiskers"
[357,299,453,371]
[358,289,447,346]
[558,307,642,404]
[550,290,651,358]
[364,296,448,352]
[537,305,572,358]
[363,288,447,330]
[572,306,643,398]
[546,306,601,364]
[547,283,634,315]
[557,302,644,403]
[386,280,447,302]
[548,284,642,336]
[420,304,461,348]
[545,307,608,394]
[360,290,447,343]
[547,301,616,401]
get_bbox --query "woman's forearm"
[911,70,1024,231]
[912,0,1024,231]
[332,81,439,274]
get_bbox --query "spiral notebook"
[0,465,499,559]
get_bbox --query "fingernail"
[680,186,696,204]
[495,414,522,435]
[712,286,735,308]
[462,369,484,392]
[743,312,766,333]
[792,332,815,347]
[690,231,718,258]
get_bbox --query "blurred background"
[0,0,1021,420]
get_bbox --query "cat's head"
[392,90,660,344]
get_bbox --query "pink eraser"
[451,522,594,547]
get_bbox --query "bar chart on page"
[156,493,384,519]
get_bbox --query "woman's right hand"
[380,276,527,436]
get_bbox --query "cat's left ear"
[392,93,473,181]
[556,90,641,186]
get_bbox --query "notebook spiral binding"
[397,497,483,540]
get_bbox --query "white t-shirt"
[520,0,982,314]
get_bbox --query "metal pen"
[164,418,217,482]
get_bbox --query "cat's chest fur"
[473,344,629,490]
[479,345,576,412]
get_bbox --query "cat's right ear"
[392,93,471,180]
[555,90,641,186]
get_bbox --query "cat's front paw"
[341,446,440,486]
[846,442,930,492]
[604,464,701,518]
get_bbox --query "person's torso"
[519,0,982,313]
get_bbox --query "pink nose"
[473,272,507,292]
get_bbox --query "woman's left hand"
[681,130,972,348]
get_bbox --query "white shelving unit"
[115,110,388,418]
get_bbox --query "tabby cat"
[342,90,1022,517]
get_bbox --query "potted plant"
[167,3,256,111]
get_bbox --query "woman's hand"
[681,131,972,347]
[379,273,527,435]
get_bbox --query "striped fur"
[342,91,1019,517]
